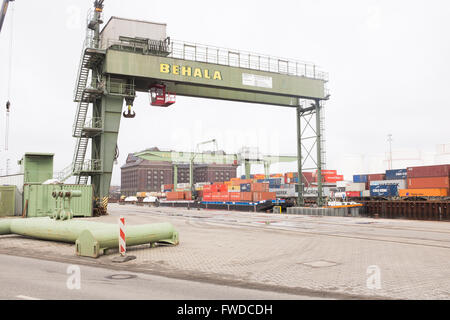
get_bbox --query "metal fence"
[101,37,328,81]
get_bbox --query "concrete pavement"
[0,254,317,300]
[1,204,449,299]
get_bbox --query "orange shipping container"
[166,191,185,201]
[407,177,449,189]
[184,191,192,200]
[231,179,253,186]
[229,192,241,201]
[399,189,448,197]
[240,192,253,201]
[251,183,270,192]
[270,173,283,178]
[253,192,276,202]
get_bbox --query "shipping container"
[23,184,92,217]
[240,183,251,192]
[228,185,241,192]
[336,180,352,188]
[239,192,252,201]
[184,191,192,200]
[232,179,253,186]
[370,185,398,197]
[407,177,449,189]
[203,193,212,201]
[166,191,185,201]
[334,192,347,198]
[399,188,448,197]
[251,183,270,192]
[0,186,22,217]
[0,174,24,193]
[370,179,406,189]
[314,169,337,176]
[353,175,368,183]
[345,183,366,192]
[252,192,276,202]
[322,175,344,183]
[407,164,450,178]
[361,190,371,197]
[385,169,407,180]
[270,173,284,178]
[229,192,241,201]
[368,174,385,181]
[346,191,361,198]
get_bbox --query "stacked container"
[403,165,450,197]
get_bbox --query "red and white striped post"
[119,217,126,256]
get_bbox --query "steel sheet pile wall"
[287,206,361,217]
[360,200,450,221]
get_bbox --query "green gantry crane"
[58,0,328,213]
[0,0,14,34]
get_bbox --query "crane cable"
[5,1,14,152]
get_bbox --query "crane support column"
[91,95,124,213]
[244,160,251,179]
[173,164,178,188]
[264,162,270,179]
[296,104,304,207]
[315,99,324,207]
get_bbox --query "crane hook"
[123,104,135,118]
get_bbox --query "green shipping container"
[23,184,93,218]
[0,186,23,217]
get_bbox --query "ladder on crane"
[56,7,105,184]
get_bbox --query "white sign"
[242,73,273,89]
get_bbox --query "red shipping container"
[219,192,230,202]
[314,170,337,176]
[253,192,276,202]
[203,185,212,193]
[368,174,385,181]
[203,193,212,201]
[346,191,361,198]
[184,191,192,200]
[163,184,174,190]
[407,165,450,178]
[240,192,253,201]
[407,177,450,189]
[326,175,344,182]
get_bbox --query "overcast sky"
[0,0,449,185]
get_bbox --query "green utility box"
[23,184,93,218]
[18,153,54,184]
[0,186,23,217]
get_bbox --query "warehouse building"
[120,148,237,195]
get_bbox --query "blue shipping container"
[385,169,407,180]
[353,175,368,183]
[240,183,251,192]
[370,185,398,197]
